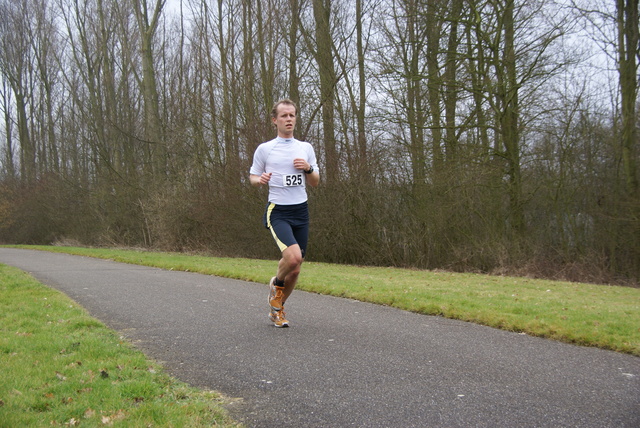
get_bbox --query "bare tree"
[616,0,639,196]
[0,78,15,179]
[288,0,302,107]
[443,0,463,162]
[570,0,639,276]
[498,0,524,234]
[22,0,61,175]
[1,0,638,282]
[0,0,35,182]
[354,0,370,177]
[132,0,166,177]
[425,0,444,174]
[471,0,566,235]
[312,0,338,183]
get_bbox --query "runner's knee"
[283,247,303,269]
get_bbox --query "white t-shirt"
[250,137,318,205]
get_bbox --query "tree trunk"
[425,0,443,173]
[444,0,463,163]
[133,0,165,178]
[405,0,426,188]
[617,0,639,196]
[313,0,338,183]
[355,0,368,178]
[0,81,15,179]
[289,0,301,109]
[499,0,524,234]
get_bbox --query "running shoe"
[268,277,284,311]
[269,308,289,328]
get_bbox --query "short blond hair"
[271,99,298,119]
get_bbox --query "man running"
[249,99,320,327]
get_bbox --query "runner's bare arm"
[250,173,271,187]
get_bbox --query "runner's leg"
[277,244,303,303]
[267,202,309,304]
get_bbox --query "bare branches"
[0,0,638,281]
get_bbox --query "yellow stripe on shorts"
[266,202,288,252]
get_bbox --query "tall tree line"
[0,0,638,284]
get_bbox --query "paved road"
[1,248,638,427]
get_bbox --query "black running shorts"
[263,201,309,257]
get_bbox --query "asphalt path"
[1,248,639,427]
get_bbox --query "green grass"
[0,263,240,427]
[6,246,640,356]
[9,244,639,357]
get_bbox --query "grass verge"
[4,245,640,357]
[0,263,240,427]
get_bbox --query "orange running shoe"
[269,308,289,328]
[268,277,285,311]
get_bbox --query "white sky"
[164,0,182,16]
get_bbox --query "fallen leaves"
[57,407,127,426]
[101,409,126,425]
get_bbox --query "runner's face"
[273,104,296,138]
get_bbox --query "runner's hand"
[260,172,272,185]
[293,158,309,171]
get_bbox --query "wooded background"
[1,0,638,285]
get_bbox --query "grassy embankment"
[9,245,640,356]
[0,263,241,427]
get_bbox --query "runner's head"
[271,99,298,119]
[272,99,298,138]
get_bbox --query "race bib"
[283,174,304,187]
